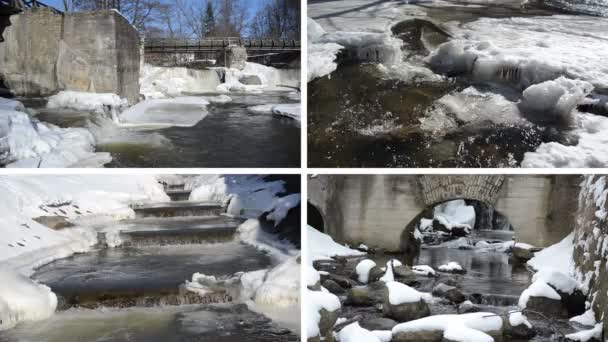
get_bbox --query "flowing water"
[0,197,298,341]
[307,2,582,167]
[25,91,300,168]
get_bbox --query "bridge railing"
[144,37,301,51]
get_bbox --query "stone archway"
[418,175,505,207]
[308,202,325,232]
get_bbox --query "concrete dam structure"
[308,174,580,251]
[0,7,140,103]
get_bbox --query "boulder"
[347,283,384,306]
[525,296,569,319]
[360,317,398,331]
[457,300,480,314]
[512,246,542,261]
[394,265,418,284]
[318,308,338,338]
[327,273,357,289]
[432,283,465,304]
[392,330,444,342]
[368,266,386,283]
[382,286,431,322]
[322,279,345,295]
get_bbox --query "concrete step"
[132,201,223,218]
[166,189,191,202]
[115,216,243,247]
[32,242,271,310]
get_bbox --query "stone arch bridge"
[308,175,580,252]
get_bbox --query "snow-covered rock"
[307,225,365,262]
[391,312,504,342]
[355,259,377,284]
[46,91,127,113]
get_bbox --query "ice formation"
[46,91,127,113]
[118,97,210,128]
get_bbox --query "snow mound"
[518,77,593,123]
[355,259,377,283]
[1,105,111,168]
[0,269,57,331]
[307,225,365,262]
[46,91,127,113]
[218,63,299,93]
[508,311,532,328]
[392,312,503,340]
[118,97,209,128]
[413,265,436,276]
[433,200,475,232]
[338,322,382,342]
[307,288,341,338]
[532,269,578,294]
[386,281,430,305]
[565,323,603,342]
[439,262,464,272]
[518,279,561,308]
[248,103,301,121]
[431,16,608,88]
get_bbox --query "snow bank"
[140,64,221,99]
[307,18,344,82]
[46,91,127,113]
[0,175,168,271]
[240,255,300,307]
[265,193,300,226]
[527,232,575,273]
[0,103,111,168]
[0,269,57,331]
[118,97,210,128]
[308,225,365,262]
[565,323,603,342]
[355,259,376,283]
[392,312,503,340]
[522,113,608,168]
[518,77,593,123]
[338,322,382,342]
[532,269,578,294]
[386,281,430,305]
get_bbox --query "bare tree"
[250,0,300,40]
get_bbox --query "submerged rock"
[432,283,465,304]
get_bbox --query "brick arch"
[418,175,506,206]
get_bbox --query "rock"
[506,319,536,339]
[322,279,345,294]
[347,287,375,306]
[525,296,569,319]
[258,204,300,247]
[394,265,418,284]
[360,317,398,331]
[457,300,480,314]
[368,266,385,283]
[512,246,541,261]
[346,283,384,306]
[392,329,444,342]
[32,215,73,230]
[308,280,321,291]
[382,285,431,322]
[450,226,470,237]
[239,75,262,85]
[327,273,357,289]
[318,308,338,338]
[436,276,459,287]
[432,283,465,304]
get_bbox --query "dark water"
[0,304,299,342]
[307,2,574,168]
[32,242,271,299]
[28,92,300,168]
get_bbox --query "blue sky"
[43,0,266,16]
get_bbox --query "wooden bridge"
[144,37,301,56]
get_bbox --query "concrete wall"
[0,8,140,103]
[573,175,608,336]
[309,175,579,251]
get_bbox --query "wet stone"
[432,283,465,304]
[322,279,346,294]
